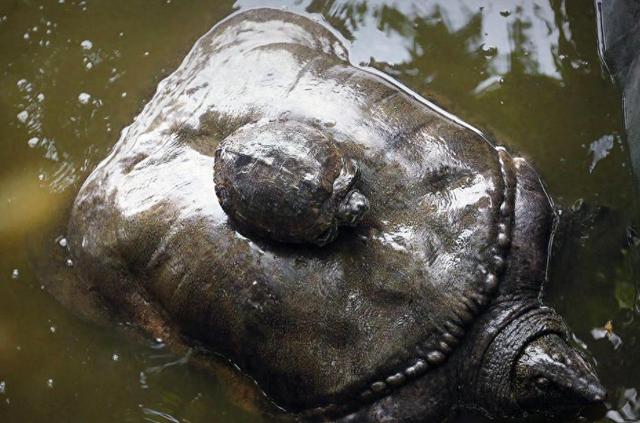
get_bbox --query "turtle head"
[312,189,368,246]
[332,158,369,228]
[471,308,605,419]
[513,333,606,413]
[336,189,369,226]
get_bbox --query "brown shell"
[214,120,358,245]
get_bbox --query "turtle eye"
[535,376,550,388]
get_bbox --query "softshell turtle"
[214,120,369,246]
[57,8,606,422]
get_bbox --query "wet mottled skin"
[61,8,605,422]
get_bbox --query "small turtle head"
[336,189,369,227]
[312,190,368,246]
[513,333,606,414]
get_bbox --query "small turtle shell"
[214,120,364,245]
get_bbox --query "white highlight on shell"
[374,224,414,252]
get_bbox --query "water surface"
[0,1,638,422]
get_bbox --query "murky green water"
[1,1,638,422]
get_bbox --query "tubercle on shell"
[303,148,517,420]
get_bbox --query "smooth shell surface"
[214,120,359,245]
[69,8,511,411]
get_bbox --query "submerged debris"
[606,387,639,423]
[591,320,623,350]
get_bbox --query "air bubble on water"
[78,92,91,104]
[11,269,19,279]
[17,110,29,123]
[80,39,92,50]
[571,59,589,70]
[139,372,148,389]
[480,43,497,57]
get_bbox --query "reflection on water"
[0,0,638,422]
[608,388,640,423]
[275,0,564,79]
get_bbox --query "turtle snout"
[337,189,369,226]
[514,334,607,415]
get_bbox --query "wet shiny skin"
[1,1,637,422]
[66,7,601,422]
[69,7,504,408]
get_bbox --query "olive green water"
[0,1,638,422]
